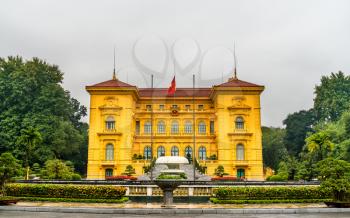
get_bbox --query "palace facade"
[86,74,264,180]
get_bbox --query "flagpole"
[150,74,154,181]
[192,74,196,181]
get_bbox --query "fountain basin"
[154,180,184,208]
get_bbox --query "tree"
[0,56,88,174]
[305,131,335,162]
[314,71,350,122]
[16,126,42,180]
[0,153,21,195]
[214,165,228,177]
[283,109,315,156]
[275,155,299,180]
[41,159,76,180]
[262,126,287,170]
[123,165,135,176]
[317,158,350,202]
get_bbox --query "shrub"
[210,198,332,204]
[213,186,331,200]
[211,176,241,181]
[157,173,186,180]
[123,165,136,176]
[267,174,288,181]
[5,183,126,199]
[71,173,82,181]
[106,175,137,181]
[214,165,228,177]
[317,158,350,202]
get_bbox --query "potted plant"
[317,158,350,208]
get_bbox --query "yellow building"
[86,74,265,180]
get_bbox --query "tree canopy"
[283,109,315,156]
[314,71,350,122]
[0,56,88,175]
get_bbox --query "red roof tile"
[139,88,211,97]
[215,78,263,87]
[88,79,135,87]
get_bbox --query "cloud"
[1,0,349,126]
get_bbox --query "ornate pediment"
[99,96,123,115]
[227,96,251,111]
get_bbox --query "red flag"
[167,76,176,95]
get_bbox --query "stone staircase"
[137,164,211,181]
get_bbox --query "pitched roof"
[139,88,211,97]
[215,78,263,88]
[87,79,135,88]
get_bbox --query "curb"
[1,206,350,214]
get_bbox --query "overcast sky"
[1,0,349,127]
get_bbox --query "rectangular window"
[172,104,178,109]
[210,121,214,134]
[146,105,152,111]
[159,104,164,110]
[135,121,140,135]
[198,105,204,111]
[185,105,191,111]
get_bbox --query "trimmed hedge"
[213,186,331,200]
[210,198,332,204]
[10,197,129,203]
[5,183,126,199]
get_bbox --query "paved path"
[1,211,350,218]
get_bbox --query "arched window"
[171,146,179,156]
[157,146,165,157]
[198,146,206,160]
[157,121,165,133]
[235,116,244,130]
[171,121,179,134]
[105,169,113,177]
[185,146,192,158]
[198,121,206,134]
[144,121,151,134]
[236,144,244,160]
[144,146,152,160]
[105,144,114,161]
[184,121,192,134]
[105,116,115,130]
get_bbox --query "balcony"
[101,160,116,166]
[97,129,122,136]
[234,160,249,166]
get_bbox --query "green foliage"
[305,131,335,162]
[262,127,287,170]
[209,154,217,160]
[0,153,21,195]
[9,196,129,203]
[194,158,206,174]
[214,165,228,177]
[32,163,41,176]
[210,198,331,204]
[0,56,88,175]
[5,183,126,199]
[314,71,350,122]
[16,126,42,180]
[283,109,315,156]
[156,173,186,180]
[123,165,136,176]
[40,159,80,180]
[266,175,287,181]
[213,186,331,200]
[143,158,156,173]
[317,158,350,202]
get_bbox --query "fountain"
[154,156,189,208]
